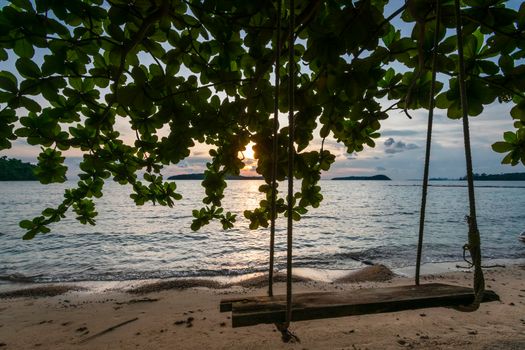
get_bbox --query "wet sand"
[0,264,524,349]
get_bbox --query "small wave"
[0,273,41,283]
[303,215,340,220]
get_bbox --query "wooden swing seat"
[220,283,499,328]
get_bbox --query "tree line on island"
[0,156,37,181]
[459,173,525,181]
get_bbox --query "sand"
[0,264,524,350]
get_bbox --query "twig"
[79,317,139,343]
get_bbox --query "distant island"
[0,156,37,181]
[331,174,391,181]
[168,173,263,180]
[460,172,525,181]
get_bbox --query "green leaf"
[14,39,35,58]
[0,72,18,93]
[11,0,34,11]
[19,220,33,229]
[18,96,41,112]
[501,152,514,164]
[499,54,513,74]
[503,131,516,143]
[491,141,513,153]
[15,58,41,78]
[510,103,525,120]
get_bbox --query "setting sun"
[239,142,257,173]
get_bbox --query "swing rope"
[268,1,299,341]
[415,0,441,286]
[268,0,282,299]
[453,0,485,311]
[284,0,296,332]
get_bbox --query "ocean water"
[0,180,524,283]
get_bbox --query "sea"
[1,180,524,284]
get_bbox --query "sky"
[1,0,524,180]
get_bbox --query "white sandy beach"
[0,264,524,350]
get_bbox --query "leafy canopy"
[0,0,524,239]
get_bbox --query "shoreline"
[0,263,524,349]
[1,258,523,294]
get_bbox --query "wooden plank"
[221,283,498,328]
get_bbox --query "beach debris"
[79,317,138,343]
[38,320,53,324]
[174,317,194,327]
[76,326,88,333]
[115,297,158,305]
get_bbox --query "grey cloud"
[384,138,419,154]
[384,137,395,146]
[375,166,386,171]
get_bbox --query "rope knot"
[275,323,300,343]
[462,243,473,267]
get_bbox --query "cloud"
[384,137,395,146]
[346,152,358,160]
[192,150,208,156]
[375,166,386,171]
[384,138,419,154]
